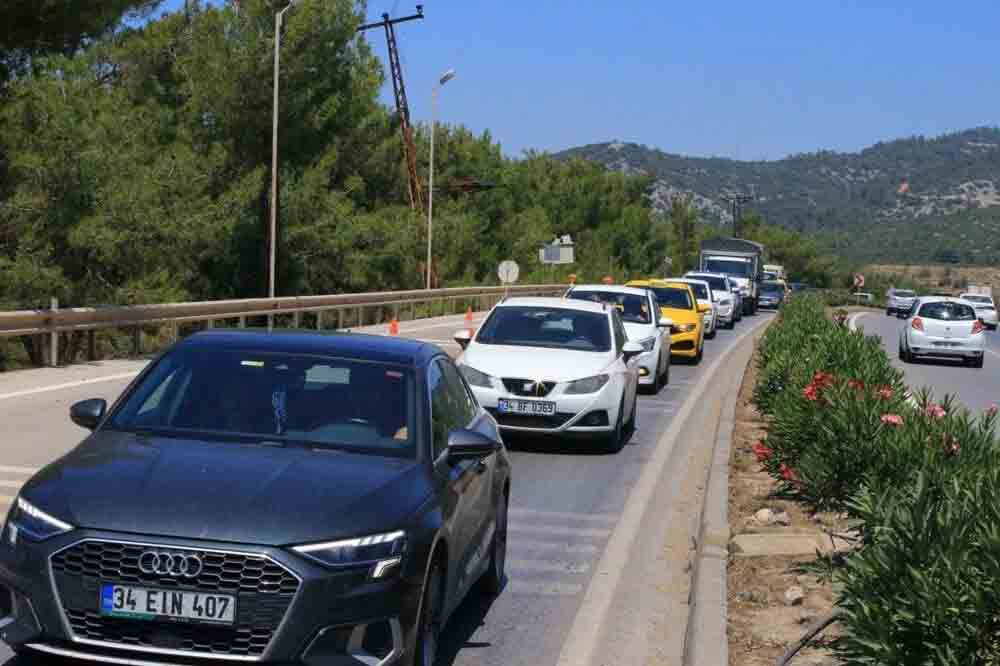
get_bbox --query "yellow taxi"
[626,279,708,363]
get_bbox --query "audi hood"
[459,344,613,382]
[17,432,431,546]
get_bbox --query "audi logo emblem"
[138,551,204,578]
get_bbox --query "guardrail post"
[206,319,214,329]
[87,330,97,361]
[132,327,142,356]
[238,316,246,328]
[292,311,301,328]
[357,306,363,328]
[49,297,59,367]
[338,309,344,331]
[316,311,323,330]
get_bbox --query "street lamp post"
[427,68,456,290]
[269,0,297,300]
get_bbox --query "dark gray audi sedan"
[0,330,510,666]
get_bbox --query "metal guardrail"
[0,284,566,367]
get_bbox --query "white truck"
[763,264,786,281]
[699,237,765,315]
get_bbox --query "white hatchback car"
[671,278,717,338]
[960,293,998,330]
[454,297,642,452]
[685,272,740,328]
[565,284,673,393]
[899,297,986,368]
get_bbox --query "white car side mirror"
[453,329,472,350]
[622,341,643,362]
[658,317,674,329]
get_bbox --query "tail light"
[911,317,924,332]
[972,320,984,335]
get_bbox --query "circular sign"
[853,274,865,288]
[498,260,520,284]
[602,275,614,285]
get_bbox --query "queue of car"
[0,272,771,666]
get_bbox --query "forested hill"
[555,128,1000,265]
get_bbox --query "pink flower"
[780,464,799,483]
[925,404,946,420]
[812,372,835,388]
[881,413,904,426]
[848,379,865,391]
[877,387,894,400]
[753,441,773,462]
[803,384,820,402]
[987,404,998,417]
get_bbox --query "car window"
[918,302,976,321]
[687,274,727,292]
[109,349,416,458]
[762,282,784,294]
[647,287,693,310]
[704,258,750,277]
[475,306,612,352]
[894,290,916,298]
[429,358,477,460]
[612,311,626,353]
[567,290,652,324]
[686,282,709,300]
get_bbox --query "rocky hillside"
[555,127,1000,265]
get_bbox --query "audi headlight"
[293,531,407,579]
[6,497,73,543]
[675,323,697,333]
[459,365,493,388]
[564,374,610,395]
[637,337,655,352]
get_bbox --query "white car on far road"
[454,297,642,452]
[899,297,986,368]
[685,271,740,328]
[565,284,673,393]
[960,293,998,330]
[671,277,717,338]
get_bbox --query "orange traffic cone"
[389,317,399,336]
[465,306,474,324]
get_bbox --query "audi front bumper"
[0,528,424,665]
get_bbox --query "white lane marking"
[508,580,584,597]
[0,465,39,475]
[0,481,23,489]
[509,508,619,524]
[556,315,770,666]
[509,525,612,539]
[508,559,591,574]
[0,371,140,401]
[848,312,864,332]
[509,540,601,555]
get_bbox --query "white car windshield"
[918,302,976,321]
[476,306,612,352]
[704,258,750,277]
[567,290,651,324]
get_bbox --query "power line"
[358,6,425,213]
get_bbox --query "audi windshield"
[107,348,417,457]
[475,306,611,351]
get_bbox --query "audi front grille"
[50,539,299,659]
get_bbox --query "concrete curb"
[682,355,743,666]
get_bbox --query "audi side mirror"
[70,398,107,431]
[447,429,500,464]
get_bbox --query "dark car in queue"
[0,330,510,666]
[757,281,786,309]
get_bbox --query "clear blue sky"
[160,0,999,160]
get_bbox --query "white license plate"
[498,398,556,416]
[101,583,236,625]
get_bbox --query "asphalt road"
[0,310,771,666]
[855,311,1000,413]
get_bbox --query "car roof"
[568,284,651,298]
[915,296,976,306]
[177,328,441,366]
[960,293,992,299]
[686,271,729,281]
[670,277,710,286]
[498,296,609,314]
[627,279,688,289]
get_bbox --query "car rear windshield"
[689,274,728,292]
[108,349,416,457]
[476,306,611,352]
[918,302,976,321]
[645,287,693,310]
[703,258,750,277]
[567,290,651,324]
[893,290,916,298]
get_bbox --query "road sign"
[854,274,865,288]
[498,260,520,285]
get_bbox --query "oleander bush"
[752,294,1000,664]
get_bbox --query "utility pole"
[720,191,754,237]
[358,6,425,213]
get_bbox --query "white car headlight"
[459,365,493,388]
[293,530,406,579]
[5,497,74,543]
[718,297,732,306]
[564,374,610,395]
[637,337,656,352]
